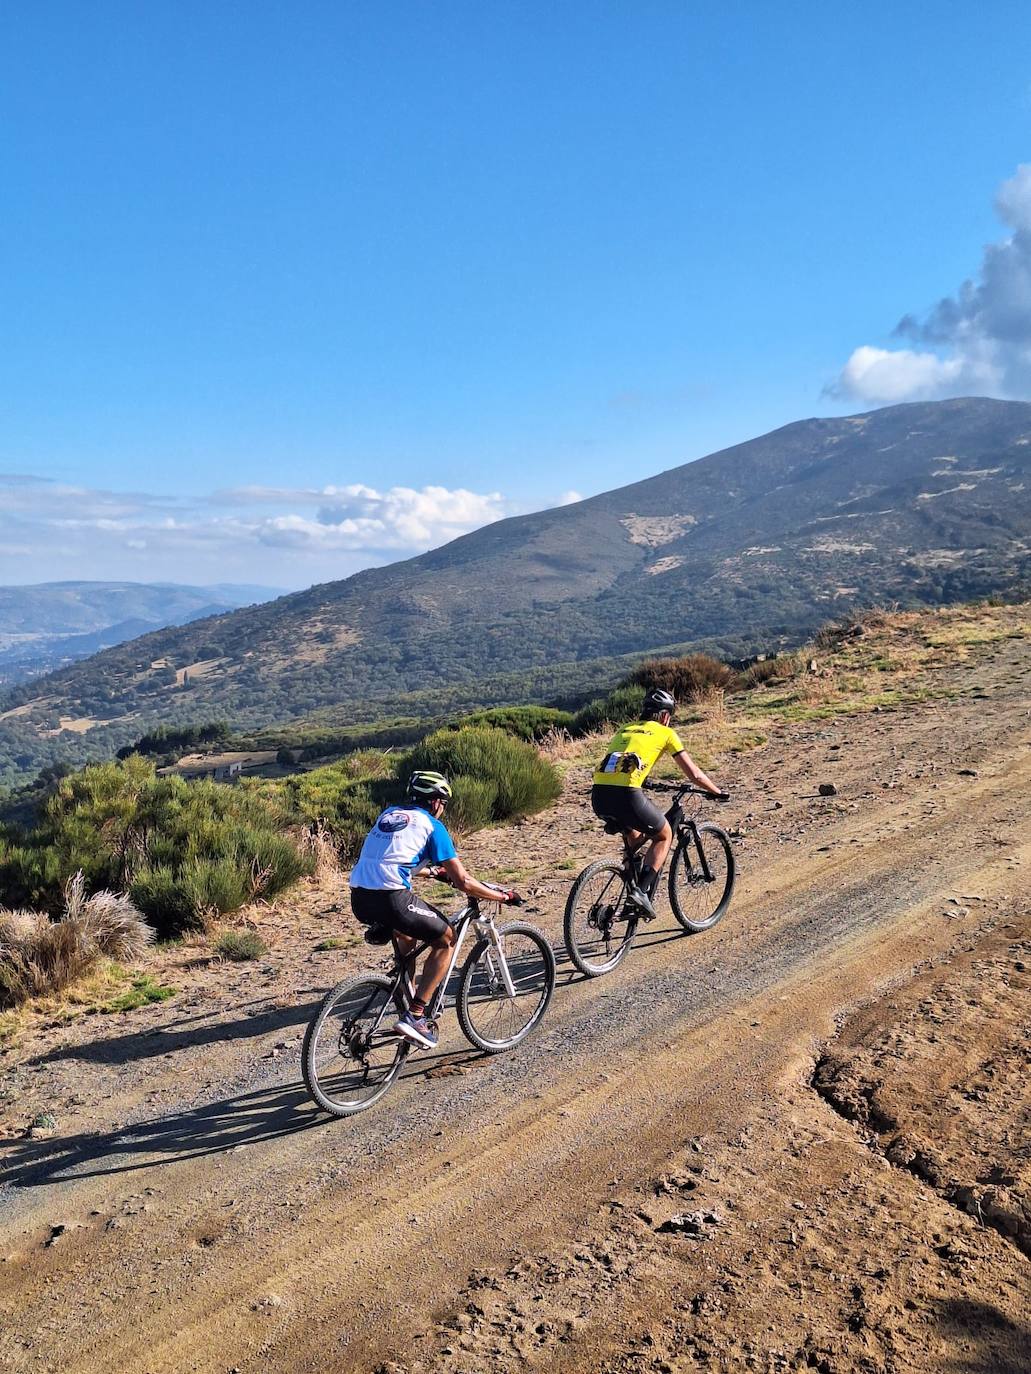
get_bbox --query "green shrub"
[336,749,395,780]
[403,727,561,826]
[571,684,646,735]
[445,774,499,832]
[242,830,311,893]
[212,929,267,961]
[271,766,392,859]
[131,866,203,935]
[277,766,388,829]
[182,858,251,916]
[0,757,313,937]
[457,706,575,741]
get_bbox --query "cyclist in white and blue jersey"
[350,770,522,1049]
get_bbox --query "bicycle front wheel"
[456,921,555,1052]
[563,859,638,977]
[302,973,408,1116]
[668,823,735,932]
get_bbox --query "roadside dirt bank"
[0,607,1028,1373]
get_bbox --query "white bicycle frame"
[428,901,516,1011]
[398,901,518,1022]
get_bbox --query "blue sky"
[1,3,1029,588]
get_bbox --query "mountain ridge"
[0,397,1026,784]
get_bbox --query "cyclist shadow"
[2,1079,321,1190]
[27,995,322,1070]
[552,918,691,986]
[395,1043,484,1082]
[624,918,696,952]
[5,922,698,1191]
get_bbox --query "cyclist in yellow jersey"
[592,688,726,917]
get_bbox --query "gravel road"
[1,614,1028,1374]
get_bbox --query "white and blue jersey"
[349,805,458,892]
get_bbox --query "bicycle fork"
[475,917,517,999]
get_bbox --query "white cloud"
[834,345,980,404]
[297,484,505,550]
[832,164,1031,404]
[556,489,584,506]
[0,475,513,586]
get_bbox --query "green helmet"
[407,770,453,803]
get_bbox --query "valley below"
[0,605,1028,1374]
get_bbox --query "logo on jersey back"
[377,810,411,834]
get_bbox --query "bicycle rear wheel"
[668,823,735,932]
[302,973,408,1116]
[456,921,555,1052]
[563,860,638,977]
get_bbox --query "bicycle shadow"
[1,1079,319,1189]
[5,922,695,1191]
[28,994,323,1069]
[552,918,691,983]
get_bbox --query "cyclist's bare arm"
[437,857,520,904]
[672,749,724,797]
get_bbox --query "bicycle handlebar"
[644,781,730,802]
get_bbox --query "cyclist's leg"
[393,931,419,993]
[641,819,673,891]
[622,792,671,897]
[389,892,454,1016]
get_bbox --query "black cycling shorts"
[350,887,450,942]
[590,784,668,837]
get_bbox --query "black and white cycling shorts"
[590,784,668,837]
[350,886,450,942]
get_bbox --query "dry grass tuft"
[299,820,342,880]
[813,605,900,649]
[537,725,577,760]
[0,872,152,1008]
[740,654,801,689]
[696,685,727,725]
[632,651,738,701]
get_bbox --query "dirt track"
[1,611,1028,1373]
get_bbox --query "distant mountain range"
[0,398,1027,787]
[0,582,282,684]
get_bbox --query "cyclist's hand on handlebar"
[503,889,523,906]
[714,790,731,803]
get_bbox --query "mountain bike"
[302,887,556,1116]
[563,783,735,978]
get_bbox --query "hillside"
[2,600,1028,1374]
[0,397,1028,782]
[0,582,280,685]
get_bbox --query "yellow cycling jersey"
[592,719,686,789]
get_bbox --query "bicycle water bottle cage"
[362,924,392,946]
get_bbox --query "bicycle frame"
[362,898,517,1042]
[617,786,715,886]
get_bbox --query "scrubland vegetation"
[0,756,312,936]
[1,601,1024,1014]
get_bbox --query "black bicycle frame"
[618,784,716,886]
